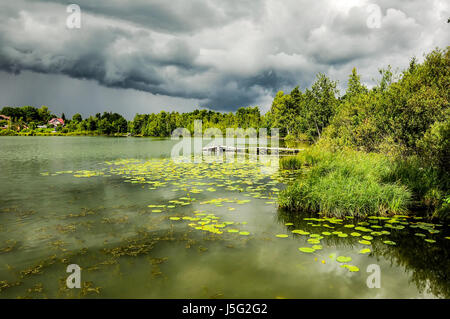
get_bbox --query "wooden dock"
[202,145,303,154]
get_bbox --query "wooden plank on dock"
[202,145,303,154]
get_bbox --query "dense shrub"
[279,149,412,217]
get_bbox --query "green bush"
[417,116,450,175]
[0,129,17,136]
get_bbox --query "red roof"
[0,114,10,120]
[49,118,65,125]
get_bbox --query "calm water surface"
[0,136,448,298]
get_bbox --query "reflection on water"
[0,136,448,298]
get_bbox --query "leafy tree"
[72,113,82,122]
[303,73,339,140]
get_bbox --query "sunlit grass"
[278,149,412,217]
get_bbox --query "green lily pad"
[276,234,289,238]
[424,239,436,243]
[415,233,426,237]
[298,247,315,253]
[341,265,360,272]
[362,236,373,240]
[359,248,371,254]
[358,240,371,245]
[383,240,396,245]
[292,230,309,235]
[370,231,383,236]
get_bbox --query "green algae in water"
[415,233,426,237]
[298,247,315,253]
[292,230,309,235]
[341,265,359,272]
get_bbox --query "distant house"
[48,118,65,127]
[37,125,47,129]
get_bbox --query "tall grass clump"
[278,149,412,217]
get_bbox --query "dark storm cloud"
[33,0,266,34]
[0,0,448,112]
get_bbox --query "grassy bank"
[278,148,448,218]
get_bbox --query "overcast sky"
[0,0,448,119]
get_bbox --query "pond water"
[0,136,449,298]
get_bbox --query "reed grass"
[279,149,413,217]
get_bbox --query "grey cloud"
[0,0,448,113]
[31,0,266,33]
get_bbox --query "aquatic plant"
[279,149,412,217]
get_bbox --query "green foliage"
[0,107,129,136]
[416,116,450,175]
[130,107,263,136]
[72,113,82,122]
[322,47,449,161]
[0,129,17,136]
[266,74,339,141]
[1,105,55,123]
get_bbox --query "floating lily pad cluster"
[292,214,448,273]
[43,158,298,237]
[166,210,251,236]
[41,159,449,279]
